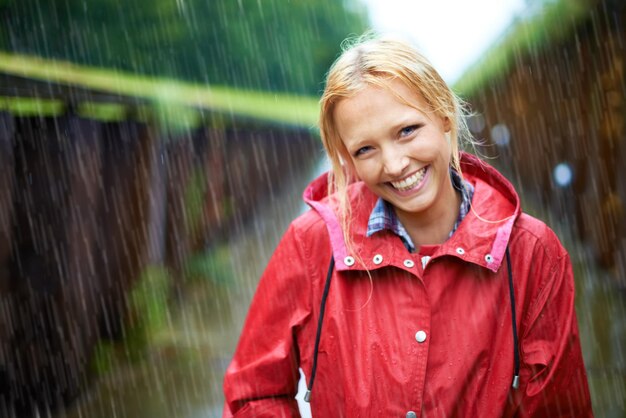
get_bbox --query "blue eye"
[354,146,373,157]
[400,125,420,137]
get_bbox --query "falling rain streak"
[0,0,624,417]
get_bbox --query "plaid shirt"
[366,170,475,252]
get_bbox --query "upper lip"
[387,166,427,184]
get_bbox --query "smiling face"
[334,79,458,225]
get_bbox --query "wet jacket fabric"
[223,153,592,417]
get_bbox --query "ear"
[442,116,451,133]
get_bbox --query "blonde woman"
[223,35,592,417]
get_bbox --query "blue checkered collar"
[366,169,475,252]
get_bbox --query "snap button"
[344,256,355,267]
[415,330,427,343]
[421,256,431,269]
[456,247,465,255]
[403,259,415,268]
[406,412,417,418]
[373,254,383,265]
[485,254,494,263]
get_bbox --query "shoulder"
[290,207,328,237]
[509,213,571,301]
[511,213,568,261]
[285,208,333,264]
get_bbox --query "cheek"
[355,162,380,186]
[412,134,450,159]
[351,160,377,183]
[352,163,366,181]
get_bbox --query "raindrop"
[490,123,511,147]
[467,113,486,134]
[553,162,573,187]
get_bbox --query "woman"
[223,35,592,417]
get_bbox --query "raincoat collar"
[302,152,521,273]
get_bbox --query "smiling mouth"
[390,166,428,191]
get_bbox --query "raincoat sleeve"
[223,222,312,417]
[514,247,593,417]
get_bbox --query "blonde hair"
[319,33,474,250]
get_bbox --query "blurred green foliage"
[89,246,234,375]
[0,0,368,94]
[90,264,172,375]
[90,340,117,375]
[184,245,233,285]
[0,95,63,114]
[130,264,172,342]
[183,167,207,235]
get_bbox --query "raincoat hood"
[303,152,520,272]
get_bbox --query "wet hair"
[319,33,474,249]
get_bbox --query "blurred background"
[0,0,624,416]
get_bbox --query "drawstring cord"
[506,247,521,389]
[304,256,335,403]
[305,248,520,402]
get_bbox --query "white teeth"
[391,167,426,191]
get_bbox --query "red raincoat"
[223,153,592,417]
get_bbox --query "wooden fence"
[0,108,319,415]
[466,0,626,283]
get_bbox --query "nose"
[382,146,409,178]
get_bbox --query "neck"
[395,179,461,247]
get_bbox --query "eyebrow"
[390,116,423,133]
[344,137,370,153]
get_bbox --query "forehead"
[336,79,429,115]
[333,79,431,137]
